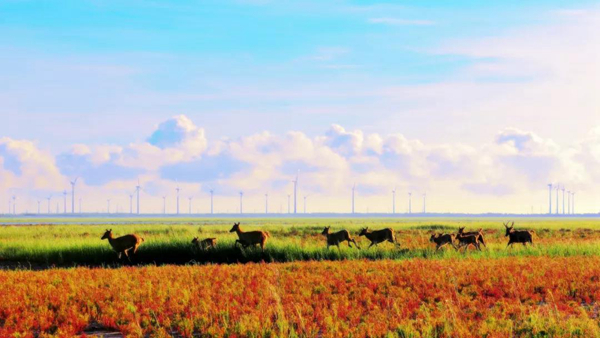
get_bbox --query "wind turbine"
[408,192,412,214]
[292,171,299,214]
[567,190,571,214]
[176,185,181,215]
[351,183,356,214]
[304,195,310,214]
[70,177,78,214]
[265,193,268,214]
[129,194,133,214]
[107,199,111,214]
[555,185,560,214]
[209,188,214,214]
[547,183,552,214]
[562,186,565,215]
[63,190,67,214]
[239,191,244,214]
[162,196,167,214]
[392,188,396,214]
[188,197,193,214]
[7,197,11,215]
[47,196,51,214]
[37,200,41,214]
[571,192,575,214]
[12,195,16,214]
[135,179,142,215]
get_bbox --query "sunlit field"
[2,217,600,267]
[2,217,600,336]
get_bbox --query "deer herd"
[101,221,535,261]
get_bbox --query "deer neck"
[235,227,244,236]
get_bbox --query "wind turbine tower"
[135,180,141,214]
[70,178,78,214]
[47,196,51,214]
[239,191,244,214]
[265,193,268,214]
[547,183,552,214]
[63,190,67,214]
[555,185,559,214]
[188,197,192,214]
[304,195,309,214]
[107,199,111,214]
[408,192,412,214]
[292,171,298,214]
[12,196,16,214]
[162,196,167,214]
[176,185,181,215]
[129,194,133,214]
[37,200,40,214]
[562,187,565,215]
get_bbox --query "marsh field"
[1,217,600,267]
[3,217,600,337]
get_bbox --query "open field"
[2,217,600,267]
[2,256,600,337]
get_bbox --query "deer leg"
[117,252,122,259]
[132,244,139,254]
[122,250,131,262]
[368,242,375,250]
[352,239,361,250]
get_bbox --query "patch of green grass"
[2,217,600,267]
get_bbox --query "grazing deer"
[192,237,217,250]
[429,233,457,251]
[321,226,360,250]
[455,229,483,252]
[504,221,534,248]
[458,227,487,248]
[101,229,144,262]
[229,222,269,251]
[358,227,399,249]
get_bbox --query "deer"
[358,227,399,249]
[504,221,534,248]
[321,226,360,250]
[455,229,483,252]
[229,222,269,251]
[101,229,144,262]
[192,237,217,250]
[457,226,487,248]
[429,233,457,251]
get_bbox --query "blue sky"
[1,1,599,213]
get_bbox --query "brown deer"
[321,226,360,250]
[457,227,487,248]
[358,227,399,249]
[229,222,269,251]
[504,221,534,248]
[455,229,483,252]
[429,233,457,251]
[101,229,144,262]
[192,237,217,250]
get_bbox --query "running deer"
[358,227,399,249]
[455,229,483,252]
[192,237,217,250]
[229,222,269,251]
[101,229,144,262]
[430,233,457,251]
[321,226,360,250]
[504,221,534,248]
[457,227,487,248]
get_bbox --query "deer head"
[101,229,113,240]
[229,222,240,233]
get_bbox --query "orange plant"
[1,257,600,337]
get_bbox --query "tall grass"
[2,218,600,267]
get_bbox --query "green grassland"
[1,217,600,267]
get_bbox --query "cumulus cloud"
[5,116,600,213]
